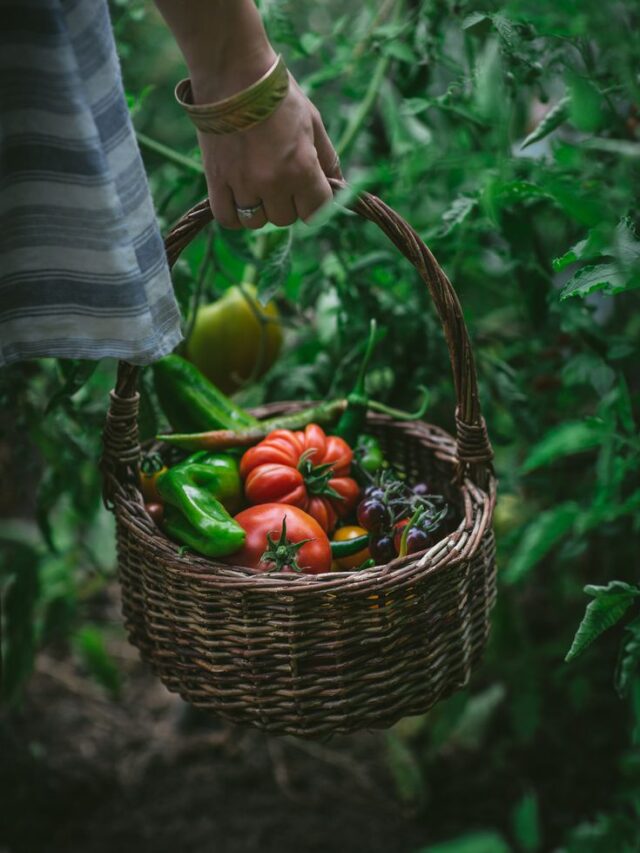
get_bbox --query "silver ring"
[236,203,263,220]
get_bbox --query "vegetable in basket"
[157,453,246,557]
[158,394,429,452]
[229,504,331,574]
[240,423,360,533]
[354,434,385,475]
[186,284,282,394]
[356,471,450,563]
[331,525,370,569]
[139,453,168,503]
[152,354,259,434]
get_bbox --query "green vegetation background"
[1,0,639,850]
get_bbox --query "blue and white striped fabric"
[0,0,183,366]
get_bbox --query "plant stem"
[336,0,403,158]
[136,131,204,174]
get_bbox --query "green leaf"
[299,31,322,55]
[614,217,640,270]
[567,73,603,133]
[520,97,569,149]
[256,229,293,304]
[381,40,416,63]
[551,224,610,271]
[462,12,491,30]
[385,732,426,806]
[560,262,632,300]
[73,626,122,698]
[521,420,606,472]
[440,196,477,235]
[512,792,541,853]
[448,684,506,750]
[503,502,580,584]
[46,360,98,414]
[615,616,640,697]
[565,581,640,663]
[418,831,511,853]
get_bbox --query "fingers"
[262,192,297,228]
[312,109,342,179]
[234,198,268,231]
[293,166,333,223]
[209,183,241,230]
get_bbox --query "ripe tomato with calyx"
[240,424,360,533]
[186,284,282,394]
[229,503,332,574]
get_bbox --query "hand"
[193,60,341,231]
[155,0,340,231]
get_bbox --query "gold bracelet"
[175,54,289,135]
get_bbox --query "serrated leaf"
[615,217,640,270]
[503,502,580,584]
[256,229,293,304]
[463,12,490,30]
[566,581,640,663]
[441,195,477,235]
[520,97,569,150]
[492,14,517,48]
[552,237,589,271]
[418,831,511,853]
[615,616,640,697]
[560,262,630,299]
[521,420,606,472]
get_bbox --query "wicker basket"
[101,181,497,738]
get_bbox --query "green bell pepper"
[157,455,245,558]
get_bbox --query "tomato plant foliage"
[1,0,640,849]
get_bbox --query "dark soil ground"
[1,581,629,853]
[0,584,430,853]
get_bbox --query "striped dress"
[0,0,183,366]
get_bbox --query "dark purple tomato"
[370,535,397,565]
[363,485,386,501]
[357,498,391,533]
[406,527,432,554]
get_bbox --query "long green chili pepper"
[157,399,347,450]
[157,392,430,452]
[334,319,378,446]
[330,534,370,559]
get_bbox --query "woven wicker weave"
[102,180,497,738]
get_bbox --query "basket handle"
[102,180,493,503]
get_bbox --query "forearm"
[154,0,276,102]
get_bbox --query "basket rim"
[114,409,496,593]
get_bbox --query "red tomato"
[229,503,332,574]
[240,424,360,533]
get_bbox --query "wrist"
[190,43,278,104]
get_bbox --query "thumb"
[312,109,342,179]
